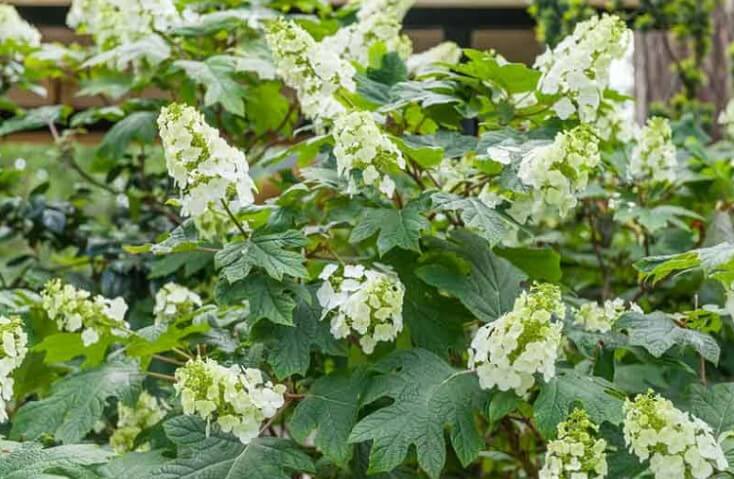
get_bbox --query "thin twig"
[145,371,176,382]
[153,354,185,366]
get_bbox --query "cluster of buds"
[175,357,286,444]
[41,279,129,346]
[0,316,28,423]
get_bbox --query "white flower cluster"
[67,0,179,50]
[0,316,27,423]
[321,9,412,66]
[317,264,405,354]
[0,5,41,47]
[355,0,414,21]
[265,18,355,126]
[333,111,405,197]
[540,408,608,479]
[41,278,129,346]
[175,357,286,444]
[629,116,678,184]
[158,103,256,218]
[575,298,641,333]
[469,283,565,396]
[535,14,631,122]
[594,102,634,143]
[407,41,462,76]
[110,391,166,453]
[516,125,600,223]
[624,390,728,479]
[719,99,734,140]
[154,282,202,325]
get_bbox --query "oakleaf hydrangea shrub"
[2,2,734,478]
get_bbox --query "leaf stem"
[220,199,249,238]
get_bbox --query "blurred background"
[4,0,734,137]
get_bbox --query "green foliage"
[11,360,143,443]
[3,2,734,478]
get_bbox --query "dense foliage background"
[2,0,734,478]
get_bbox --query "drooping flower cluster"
[158,103,256,218]
[515,125,600,223]
[468,283,565,396]
[540,408,608,479]
[0,5,41,47]
[623,391,728,479]
[575,298,641,333]
[154,282,203,325]
[535,14,631,122]
[321,9,412,66]
[67,0,180,50]
[0,316,27,423]
[174,357,286,444]
[110,391,166,453]
[407,41,462,76]
[333,111,406,197]
[317,264,405,354]
[265,18,356,126]
[41,279,130,346]
[629,117,677,184]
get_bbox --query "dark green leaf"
[96,111,158,166]
[262,288,345,379]
[495,246,562,282]
[349,201,429,256]
[349,349,485,479]
[11,360,143,443]
[152,415,315,479]
[0,441,112,479]
[416,229,526,322]
[289,371,367,466]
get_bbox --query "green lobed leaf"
[349,349,486,479]
[687,382,734,436]
[349,200,430,256]
[215,230,308,283]
[0,441,112,479]
[216,272,297,326]
[261,288,345,379]
[10,359,144,443]
[289,371,367,466]
[635,242,734,284]
[32,332,114,368]
[416,229,526,323]
[174,56,247,115]
[150,415,315,479]
[431,192,515,246]
[614,311,720,364]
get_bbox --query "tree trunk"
[633,1,734,139]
